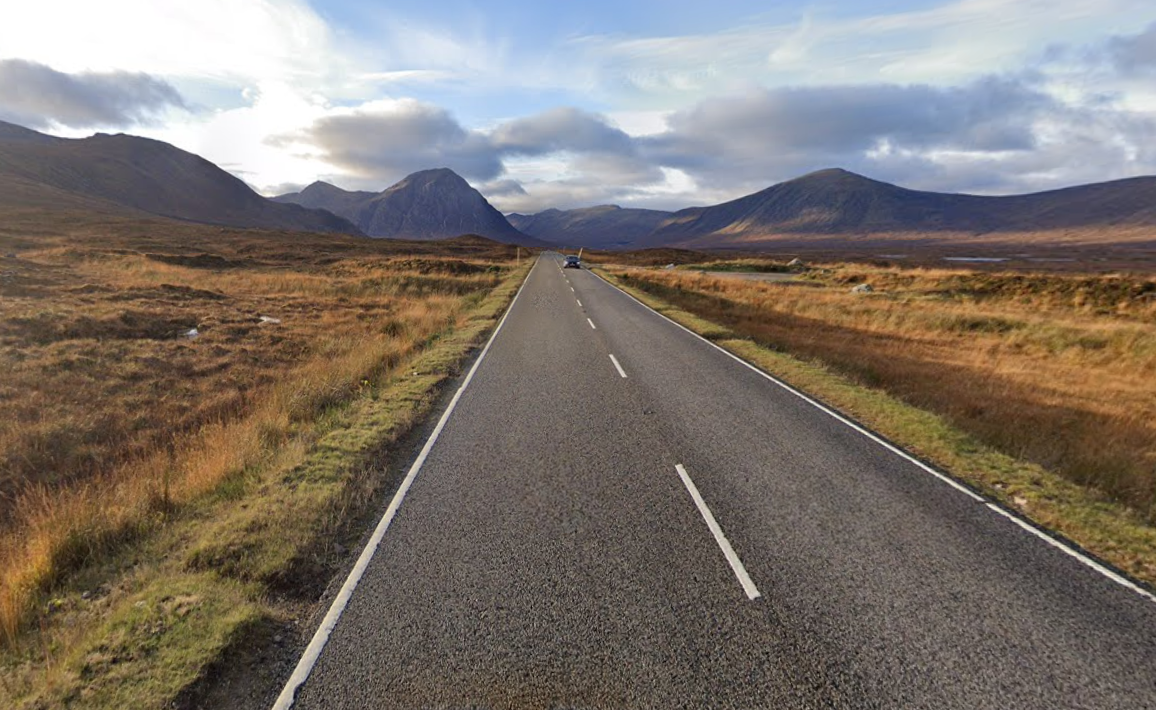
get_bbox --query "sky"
[2,0,1156,212]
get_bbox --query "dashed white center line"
[674,464,761,601]
[570,286,575,292]
[587,318,597,330]
[609,354,627,378]
[576,299,582,307]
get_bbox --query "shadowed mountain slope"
[0,120,361,235]
[271,181,377,217]
[275,169,540,245]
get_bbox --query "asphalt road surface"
[277,254,1156,709]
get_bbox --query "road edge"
[271,256,539,709]
[589,266,1156,606]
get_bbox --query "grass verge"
[0,260,530,709]
[595,266,1156,589]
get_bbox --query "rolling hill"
[0,120,361,235]
[275,169,539,245]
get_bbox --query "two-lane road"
[277,254,1156,709]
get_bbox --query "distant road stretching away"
[275,254,1156,709]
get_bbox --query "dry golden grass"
[0,212,519,646]
[615,263,1156,521]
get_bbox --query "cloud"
[258,181,308,198]
[486,165,730,214]
[571,0,1156,106]
[492,68,1156,208]
[476,178,528,203]
[280,67,1156,212]
[1106,22,1156,74]
[491,107,634,156]
[280,99,503,183]
[0,59,188,129]
[0,0,347,91]
[287,103,665,191]
[631,76,1063,196]
[487,174,663,214]
[490,107,665,188]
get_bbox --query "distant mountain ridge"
[511,168,1156,250]
[507,205,672,249]
[0,120,361,235]
[275,169,540,245]
[5,115,1152,251]
[644,168,1156,249]
[274,181,378,217]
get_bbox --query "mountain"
[506,205,672,249]
[272,181,377,217]
[275,169,539,245]
[638,168,1156,249]
[0,120,361,235]
[0,121,57,144]
[641,168,988,248]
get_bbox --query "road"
[275,254,1156,709]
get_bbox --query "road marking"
[576,299,582,307]
[985,503,1156,602]
[587,318,596,330]
[591,269,1156,605]
[271,258,539,710]
[609,354,627,378]
[675,464,761,600]
[589,270,983,503]
[570,286,575,292]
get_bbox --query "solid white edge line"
[590,268,1156,605]
[587,317,597,330]
[271,257,539,710]
[609,354,627,378]
[587,268,983,503]
[984,503,1156,602]
[675,464,761,600]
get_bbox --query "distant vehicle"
[563,255,581,269]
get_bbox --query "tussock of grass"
[31,574,264,710]
[598,265,1156,587]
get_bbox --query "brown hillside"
[0,121,361,235]
[640,169,1156,250]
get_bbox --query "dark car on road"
[563,255,581,269]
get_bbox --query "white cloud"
[605,110,672,136]
[358,70,457,85]
[138,81,337,188]
[4,0,1156,212]
[571,0,1156,106]
[0,1,345,89]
